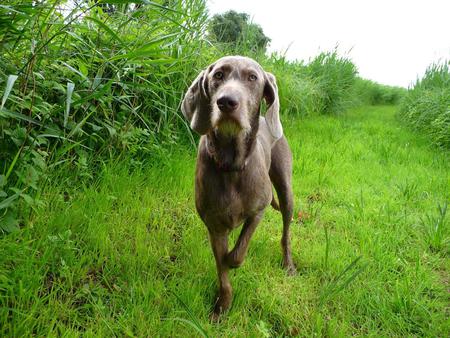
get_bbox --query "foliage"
[0,0,209,232]
[208,10,271,53]
[399,60,450,148]
[264,56,323,116]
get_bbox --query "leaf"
[0,108,43,126]
[84,16,124,46]
[78,61,88,77]
[0,193,20,210]
[109,33,179,61]
[0,211,20,234]
[21,193,34,206]
[65,82,75,128]
[0,5,29,15]
[1,75,19,110]
[61,62,89,81]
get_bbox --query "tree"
[208,10,270,52]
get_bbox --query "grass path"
[1,106,448,336]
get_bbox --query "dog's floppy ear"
[181,67,212,135]
[263,72,283,140]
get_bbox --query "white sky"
[208,0,450,88]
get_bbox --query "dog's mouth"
[213,107,251,137]
[214,116,243,136]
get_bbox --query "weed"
[420,202,448,253]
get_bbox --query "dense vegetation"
[399,60,450,148]
[0,1,403,232]
[1,1,448,336]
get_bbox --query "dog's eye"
[213,71,224,80]
[249,74,257,81]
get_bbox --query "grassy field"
[1,105,448,336]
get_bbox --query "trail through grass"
[1,106,448,336]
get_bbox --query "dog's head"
[181,56,282,140]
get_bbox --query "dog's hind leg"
[269,137,296,275]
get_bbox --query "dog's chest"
[195,165,272,230]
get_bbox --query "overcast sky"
[208,0,450,88]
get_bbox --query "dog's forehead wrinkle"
[214,56,264,73]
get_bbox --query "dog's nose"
[217,95,239,113]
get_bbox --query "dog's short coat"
[181,56,295,320]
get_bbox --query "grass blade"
[84,16,125,46]
[65,82,75,128]
[0,108,43,126]
[169,292,209,338]
[319,256,367,306]
[1,75,18,110]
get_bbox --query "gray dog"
[181,56,295,320]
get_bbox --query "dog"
[181,56,295,320]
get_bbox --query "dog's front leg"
[208,230,232,321]
[226,211,264,268]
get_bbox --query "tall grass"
[1,1,405,232]
[353,77,406,105]
[305,50,357,114]
[0,0,210,231]
[399,60,450,148]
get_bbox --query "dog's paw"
[210,289,232,322]
[210,310,222,323]
[283,260,297,276]
[210,302,228,323]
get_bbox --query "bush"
[399,61,450,148]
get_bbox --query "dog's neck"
[206,114,259,172]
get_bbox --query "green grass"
[1,105,448,336]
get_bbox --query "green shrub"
[399,61,450,148]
